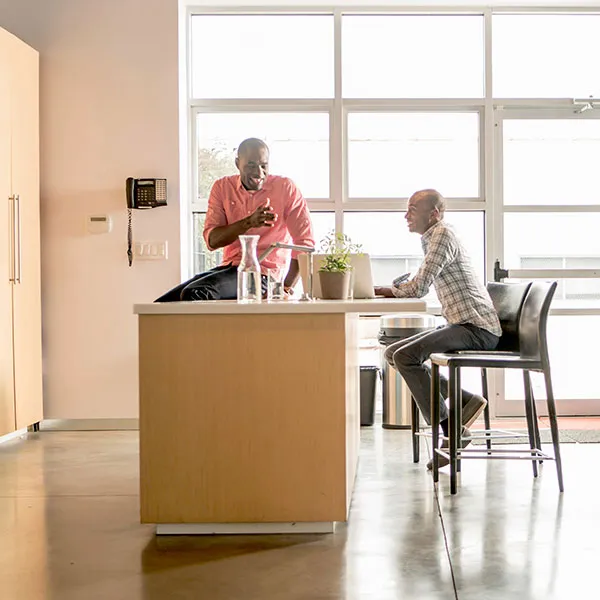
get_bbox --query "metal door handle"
[14,194,21,284]
[8,195,15,283]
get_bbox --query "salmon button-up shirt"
[203,175,314,275]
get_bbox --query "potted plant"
[318,231,362,300]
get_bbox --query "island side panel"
[139,313,349,524]
[345,312,360,514]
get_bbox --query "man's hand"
[374,286,395,298]
[207,200,278,250]
[246,199,277,229]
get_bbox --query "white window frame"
[184,5,600,417]
[186,7,491,247]
[493,107,600,415]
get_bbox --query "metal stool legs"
[431,363,441,483]
[411,396,420,463]
[544,369,564,493]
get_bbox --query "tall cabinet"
[0,28,42,437]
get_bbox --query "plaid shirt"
[392,221,502,336]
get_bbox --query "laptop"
[300,253,376,299]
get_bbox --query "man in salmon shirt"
[155,138,314,302]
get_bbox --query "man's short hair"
[414,189,446,215]
[237,138,269,158]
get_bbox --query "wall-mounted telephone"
[126,178,167,266]
[126,177,167,209]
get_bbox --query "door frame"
[492,107,600,417]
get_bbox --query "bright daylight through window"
[188,9,600,412]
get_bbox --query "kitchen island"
[134,298,428,535]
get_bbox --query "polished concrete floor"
[0,424,597,600]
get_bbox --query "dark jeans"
[154,264,267,302]
[384,324,499,425]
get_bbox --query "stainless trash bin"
[379,314,436,429]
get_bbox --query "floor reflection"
[0,427,598,599]
[0,432,49,599]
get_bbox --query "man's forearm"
[284,258,300,290]
[207,217,250,250]
[374,286,395,298]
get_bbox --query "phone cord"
[127,208,133,267]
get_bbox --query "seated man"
[156,138,314,302]
[375,189,501,469]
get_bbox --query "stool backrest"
[518,281,558,364]
[487,282,532,352]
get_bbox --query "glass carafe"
[237,235,262,303]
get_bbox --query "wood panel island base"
[134,298,427,535]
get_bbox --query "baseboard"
[0,428,28,444]
[156,522,337,535]
[40,419,139,431]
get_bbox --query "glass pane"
[508,277,600,308]
[192,213,223,275]
[506,316,600,401]
[348,113,479,198]
[493,15,600,98]
[343,212,485,287]
[342,15,484,98]
[503,120,600,206]
[191,15,333,98]
[504,213,600,306]
[196,113,330,200]
[311,212,336,253]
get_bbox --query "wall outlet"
[134,241,168,260]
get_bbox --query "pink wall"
[0,0,181,418]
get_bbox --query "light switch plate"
[133,241,168,260]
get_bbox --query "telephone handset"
[126,178,167,209]
[125,178,167,266]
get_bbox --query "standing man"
[156,138,314,302]
[375,189,501,468]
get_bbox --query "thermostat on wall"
[87,214,112,234]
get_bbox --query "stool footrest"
[435,447,554,461]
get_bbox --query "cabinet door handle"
[8,195,15,283]
[14,194,21,284]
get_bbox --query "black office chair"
[430,281,563,495]
[410,281,532,462]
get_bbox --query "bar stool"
[430,281,563,494]
[410,281,532,461]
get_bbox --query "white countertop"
[134,298,429,315]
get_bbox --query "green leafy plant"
[318,231,362,273]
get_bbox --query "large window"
[190,11,485,263]
[188,9,600,414]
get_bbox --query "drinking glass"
[267,269,286,302]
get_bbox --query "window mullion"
[332,8,343,236]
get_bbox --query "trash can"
[379,314,437,429]
[359,366,379,426]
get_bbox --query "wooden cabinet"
[0,28,42,437]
